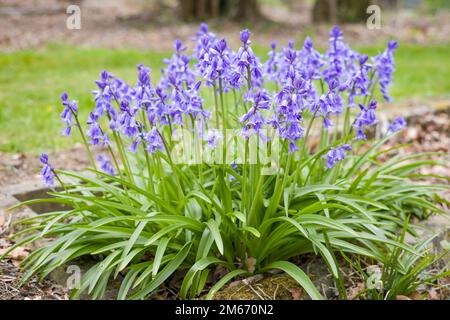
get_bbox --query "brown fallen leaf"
[347,282,365,300]
[427,288,441,300]
[289,288,302,300]
[0,246,30,261]
[396,295,412,300]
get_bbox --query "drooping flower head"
[86,112,110,146]
[345,54,372,105]
[91,70,127,130]
[298,37,324,81]
[230,29,264,89]
[193,23,220,79]
[311,79,344,129]
[134,64,155,112]
[97,155,115,176]
[92,70,114,117]
[160,41,197,90]
[149,86,170,125]
[279,40,298,85]
[264,42,282,82]
[118,100,141,150]
[353,100,378,140]
[324,144,352,169]
[144,127,164,154]
[60,92,78,136]
[163,77,208,127]
[323,26,360,90]
[40,153,55,188]
[240,89,271,139]
[269,75,313,152]
[373,40,398,102]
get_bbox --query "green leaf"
[88,250,121,294]
[242,226,261,238]
[293,184,344,200]
[180,257,225,299]
[205,219,224,255]
[152,237,170,277]
[118,221,148,271]
[206,269,249,300]
[263,261,322,300]
[129,242,192,300]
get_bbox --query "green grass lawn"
[0,43,449,154]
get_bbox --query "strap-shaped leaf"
[152,237,170,277]
[205,219,224,255]
[206,269,249,300]
[263,261,322,300]
[129,242,192,299]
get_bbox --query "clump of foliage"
[3,24,448,300]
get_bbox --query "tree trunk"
[312,0,401,23]
[178,0,260,21]
[313,0,372,23]
[178,0,230,20]
[233,0,261,21]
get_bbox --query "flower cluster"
[42,24,400,185]
[196,33,233,89]
[312,80,344,128]
[270,76,310,152]
[230,29,263,89]
[30,25,450,304]
[373,40,398,102]
[87,112,110,146]
[240,89,271,139]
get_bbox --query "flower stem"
[73,115,97,170]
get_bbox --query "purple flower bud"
[330,26,343,41]
[174,39,186,53]
[342,144,352,151]
[323,117,333,128]
[198,23,209,35]
[388,116,406,133]
[40,153,49,165]
[240,29,251,45]
[97,155,116,175]
[60,92,68,102]
[216,39,228,53]
[324,144,351,169]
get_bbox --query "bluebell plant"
[4,25,448,301]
